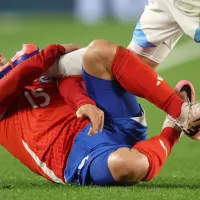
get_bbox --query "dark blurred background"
[0,0,148,58]
[0,0,147,23]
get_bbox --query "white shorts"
[128,0,200,63]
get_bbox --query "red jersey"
[0,45,95,183]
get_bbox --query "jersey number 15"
[24,88,50,108]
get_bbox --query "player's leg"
[0,44,65,116]
[128,0,183,68]
[82,40,188,121]
[89,81,195,185]
[82,116,180,185]
[83,39,200,136]
[164,0,200,43]
[108,126,181,183]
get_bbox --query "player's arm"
[57,76,104,135]
[0,44,68,120]
[57,76,95,109]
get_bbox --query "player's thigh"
[128,0,183,63]
[82,68,142,118]
[165,0,200,42]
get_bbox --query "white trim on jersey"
[22,140,64,184]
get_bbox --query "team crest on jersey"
[38,76,55,83]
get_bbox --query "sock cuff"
[132,144,153,181]
[133,136,168,181]
[165,94,185,119]
[111,46,131,80]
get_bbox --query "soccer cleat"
[183,103,200,140]
[0,44,39,79]
[162,80,195,129]
[174,80,195,103]
[162,80,200,140]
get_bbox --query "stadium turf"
[0,16,200,200]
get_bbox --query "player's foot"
[162,80,195,130]
[162,80,200,140]
[0,44,39,79]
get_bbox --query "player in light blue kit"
[128,0,200,69]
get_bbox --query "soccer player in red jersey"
[0,43,200,185]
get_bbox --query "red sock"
[111,46,184,119]
[0,44,65,113]
[133,127,180,181]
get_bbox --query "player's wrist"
[77,101,96,109]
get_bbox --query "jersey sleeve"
[57,76,96,110]
[39,44,66,70]
[0,44,66,115]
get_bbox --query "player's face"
[0,54,6,67]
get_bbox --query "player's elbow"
[108,148,149,184]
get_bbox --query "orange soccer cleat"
[0,43,39,79]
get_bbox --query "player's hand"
[60,44,84,54]
[0,54,6,67]
[76,104,104,136]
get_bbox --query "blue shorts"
[64,69,148,185]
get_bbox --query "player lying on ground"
[0,43,200,186]
[32,39,200,137]
[128,0,200,68]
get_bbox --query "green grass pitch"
[0,16,200,200]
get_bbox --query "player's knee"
[108,148,149,184]
[82,39,117,73]
[86,39,117,61]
